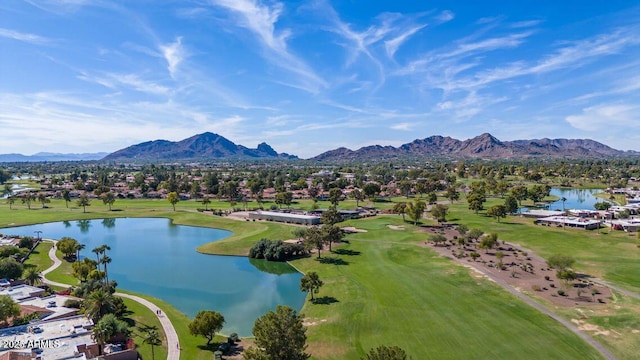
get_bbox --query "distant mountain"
[102,132,297,161]
[0,152,108,162]
[310,133,638,161]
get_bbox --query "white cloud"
[160,37,186,79]
[390,122,413,131]
[385,25,426,58]
[435,10,454,23]
[566,103,639,131]
[0,28,52,44]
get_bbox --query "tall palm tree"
[561,196,568,212]
[92,247,101,268]
[76,243,85,261]
[100,256,112,284]
[7,196,15,210]
[92,321,110,356]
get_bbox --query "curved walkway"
[40,240,180,360]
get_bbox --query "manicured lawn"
[121,297,169,360]
[291,239,603,359]
[45,249,80,285]
[23,241,54,270]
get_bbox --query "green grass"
[45,249,80,285]
[2,196,631,359]
[291,237,603,359]
[23,241,54,270]
[121,297,169,360]
[116,290,231,360]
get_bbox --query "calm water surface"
[547,188,607,210]
[3,218,305,336]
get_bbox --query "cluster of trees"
[249,239,306,261]
[0,235,37,281]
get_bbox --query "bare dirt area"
[420,225,612,307]
[224,338,255,360]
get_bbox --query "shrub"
[229,333,240,342]
[532,285,542,292]
[63,299,82,309]
[557,289,565,296]
[544,275,551,281]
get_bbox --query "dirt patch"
[423,225,612,308]
[387,225,405,230]
[224,338,255,359]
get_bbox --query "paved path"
[40,240,180,360]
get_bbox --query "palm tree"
[84,289,115,322]
[202,197,211,211]
[77,243,86,261]
[561,196,567,212]
[23,268,42,286]
[62,189,71,208]
[100,255,112,284]
[92,247,101,266]
[300,271,324,302]
[7,196,15,210]
[142,328,162,360]
[92,321,110,356]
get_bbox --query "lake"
[2,218,305,336]
[547,188,607,210]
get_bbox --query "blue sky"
[1,1,639,158]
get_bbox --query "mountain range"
[309,133,637,161]
[102,132,297,161]
[2,133,637,163]
[0,152,108,162]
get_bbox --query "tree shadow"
[317,257,349,265]
[333,249,361,256]
[312,296,339,305]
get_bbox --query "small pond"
[3,218,305,336]
[546,188,608,211]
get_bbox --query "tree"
[300,272,323,302]
[445,186,459,203]
[362,183,380,202]
[349,189,365,207]
[594,201,611,211]
[23,267,42,286]
[486,205,507,222]
[426,192,437,204]
[142,327,162,360]
[303,226,324,259]
[101,255,112,284]
[292,228,307,241]
[321,206,341,226]
[63,189,71,208]
[362,345,411,360]
[21,192,35,210]
[504,195,519,214]
[0,258,24,279]
[243,305,310,360]
[77,193,91,213]
[430,204,448,223]
[399,181,412,198]
[167,192,179,211]
[188,310,225,345]
[321,224,343,253]
[84,289,116,322]
[328,188,343,206]
[467,229,484,243]
[58,237,80,259]
[202,197,211,211]
[0,295,21,326]
[37,192,50,208]
[405,199,426,225]
[510,186,528,207]
[392,202,407,221]
[478,233,498,253]
[467,193,485,214]
[92,320,110,356]
[101,192,116,211]
[7,196,15,210]
[456,224,469,237]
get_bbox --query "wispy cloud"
[511,20,542,28]
[22,0,89,15]
[0,28,53,44]
[78,72,170,95]
[385,24,427,58]
[160,37,186,79]
[435,10,454,23]
[566,103,639,131]
[210,0,327,93]
[390,122,413,131]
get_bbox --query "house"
[248,211,321,225]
